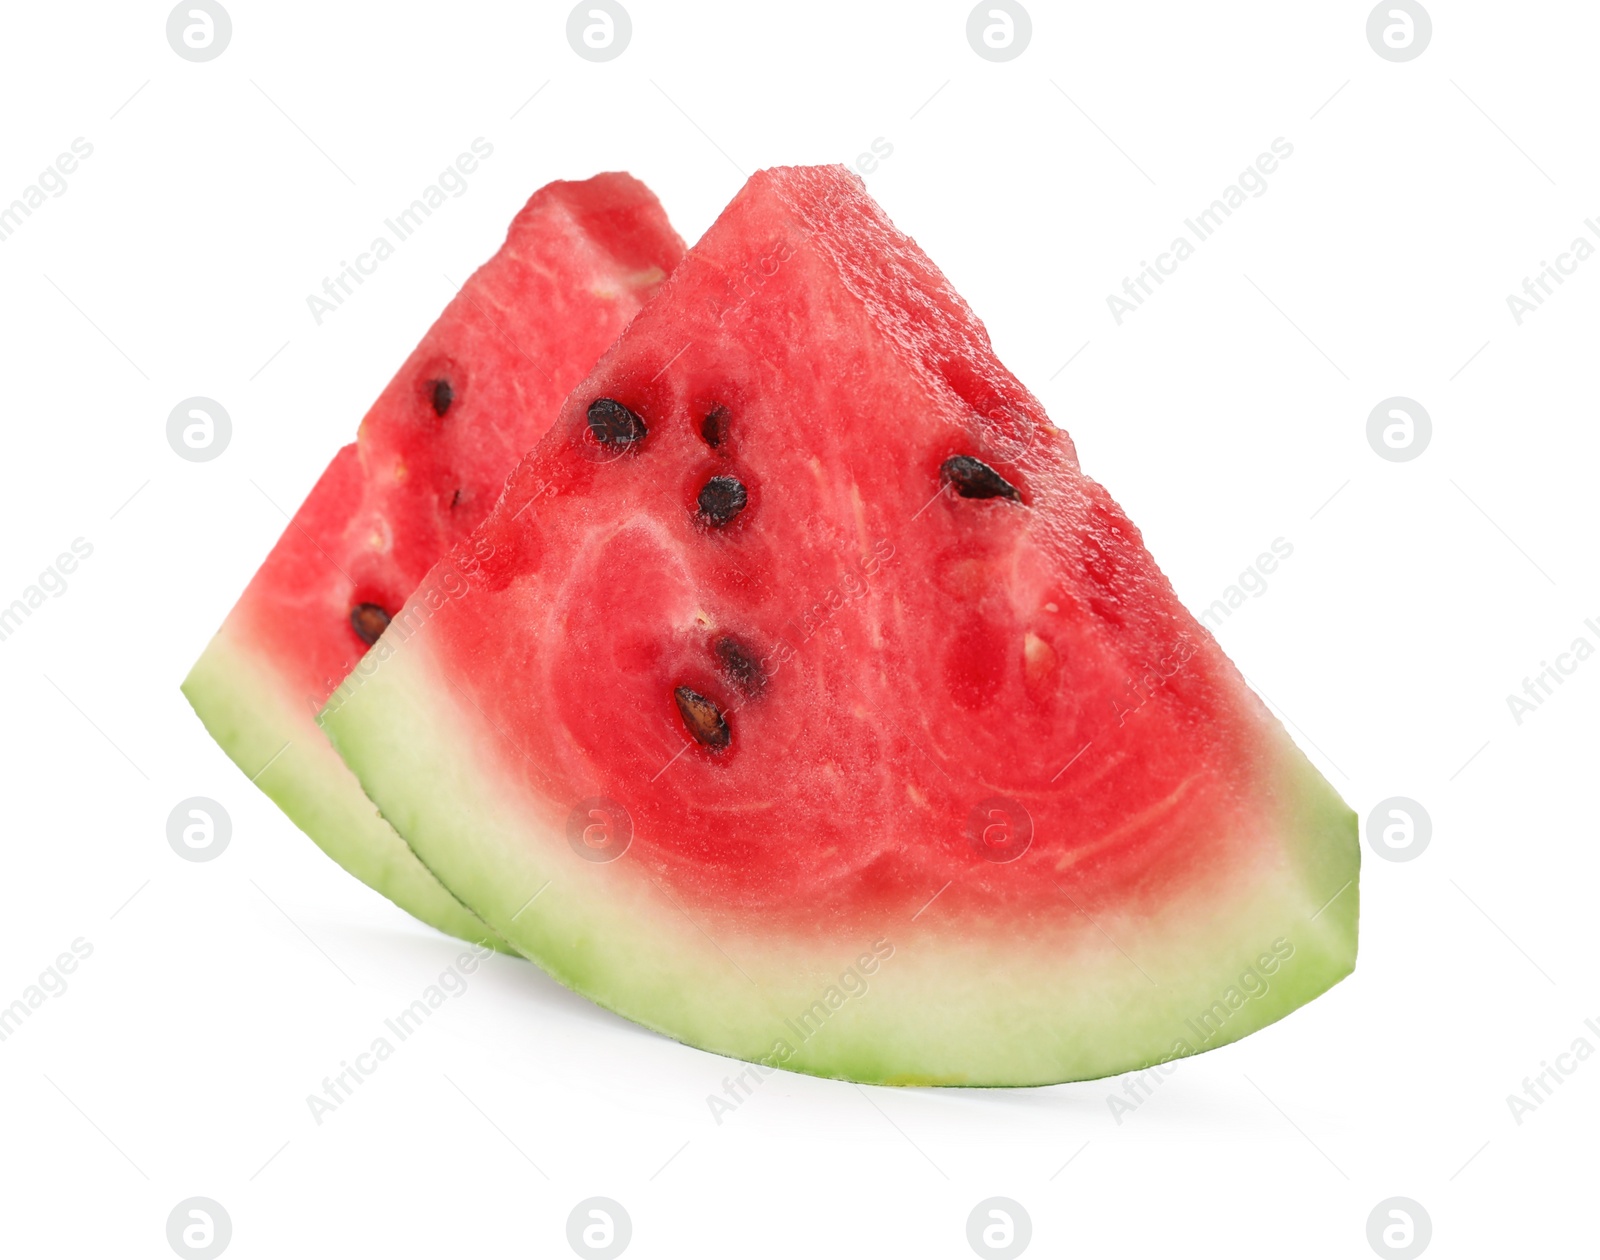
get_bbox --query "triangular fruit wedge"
[183,174,684,951]
[322,166,1358,1085]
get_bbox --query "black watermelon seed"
[674,686,731,750]
[715,635,766,695]
[350,603,392,646]
[587,397,646,446]
[697,475,748,526]
[701,404,730,448]
[430,379,454,417]
[941,455,1021,502]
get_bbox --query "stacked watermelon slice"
[185,166,1357,1086]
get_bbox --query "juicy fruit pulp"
[323,166,1358,1084]
[182,174,684,950]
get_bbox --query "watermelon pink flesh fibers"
[321,165,1359,1085]
[182,174,684,950]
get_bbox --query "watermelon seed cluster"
[583,394,762,754]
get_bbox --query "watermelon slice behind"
[321,165,1359,1085]
[183,174,684,952]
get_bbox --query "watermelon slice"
[320,166,1358,1085]
[182,174,684,951]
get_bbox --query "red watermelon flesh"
[321,166,1358,1085]
[183,174,684,950]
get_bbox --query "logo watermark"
[566,1196,631,1257]
[707,939,894,1124]
[167,397,231,462]
[0,138,94,245]
[305,139,495,325]
[0,537,94,644]
[0,937,93,1044]
[1106,937,1294,1123]
[167,797,231,862]
[167,2,231,62]
[1365,797,1430,862]
[851,136,894,178]
[966,2,1031,62]
[1504,221,1600,325]
[567,797,632,862]
[1106,139,1294,325]
[1365,1196,1431,1257]
[967,1197,1031,1258]
[1505,619,1597,725]
[758,538,895,684]
[966,797,1033,862]
[1505,1014,1599,1126]
[567,2,631,62]
[1366,3,1431,63]
[1366,396,1430,462]
[1104,1057,1181,1125]
[322,531,502,711]
[305,944,493,1125]
[1197,537,1294,630]
[166,1197,231,1258]
[1109,636,1197,726]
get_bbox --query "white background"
[1,2,1594,1256]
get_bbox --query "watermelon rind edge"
[182,620,514,955]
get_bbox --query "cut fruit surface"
[322,165,1357,1084]
[183,174,684,949]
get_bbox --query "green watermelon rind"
[183,622,513,954]
[321,632,1359,1087]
